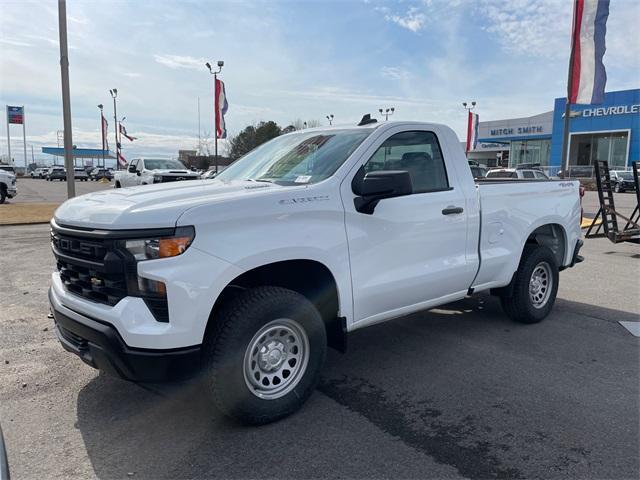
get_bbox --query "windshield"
[617,172,634,180]
[143,159,186,170]
[216,128,372,185]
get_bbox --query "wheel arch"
[207,259,347,352]
[523,222,568,267]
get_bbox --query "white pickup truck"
[0,169,17,204]
[49,120,583,424]
[114,158,200,188]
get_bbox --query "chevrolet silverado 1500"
[49,120,583,424]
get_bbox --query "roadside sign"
[7,106,24,124]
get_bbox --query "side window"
[136,160,143,172]
[129,159,138,171]
[534,171,546,179]
[364,131,449,192]
[522,171,535,179]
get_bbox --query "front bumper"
[49,288,201,382]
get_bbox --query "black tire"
[614,183,621,193]
[203,286,327,425]
[0,186,6,204]
[500,245,559,324]
[115,181,121,188]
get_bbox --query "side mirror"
[352,168,412,214]
[128,164,136,173]
[136,171,141,176]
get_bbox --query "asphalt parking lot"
[0,193,638,479]
[8,177,113,204]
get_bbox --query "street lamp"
[378,107,395,121]
[206,60,224,173]
[462,101,476,112]
[326,114,334,125]
[98,104,105,168]
[109,89,120,169]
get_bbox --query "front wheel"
[500,245,559,324]
[203,286,327,425]
[0,187,6,204]
[114,181,121,188]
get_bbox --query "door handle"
[442,206,464,215]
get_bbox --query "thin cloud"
[385,7,426,33]
[153,54,208,70]
[381,66,410,80]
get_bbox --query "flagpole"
[5,106,11,165]
[561,0,580,176]
[58,0,75,198]
[110,89,119,170]
[22,105,27,173]
[206,61,224,174]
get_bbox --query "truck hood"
[54,179,282,229]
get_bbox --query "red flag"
[101,114,109,150]
[117,152,127,167]
[119,123,137,141]
[215,78,228,139]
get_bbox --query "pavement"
[0,198,639,479]
[5,177,113,205]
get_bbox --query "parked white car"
[114,158,199,188]
[486,168,549,180]
[30,167,48,178]
[49,120,583,425]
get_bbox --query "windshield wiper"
[246,178,275,184]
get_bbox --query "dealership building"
[468,88,639,174]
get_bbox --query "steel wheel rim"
[529,261,552,309]
[243,318,310,400]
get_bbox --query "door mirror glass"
[128,164,136,173]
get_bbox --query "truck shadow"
[75,295,639,479]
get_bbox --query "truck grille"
[51,230,128,306]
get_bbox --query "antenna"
[357,114,378,126]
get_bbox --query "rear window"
[487,170,516,178]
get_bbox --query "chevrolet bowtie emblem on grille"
[90,277,103,286]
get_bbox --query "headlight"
[124,226,195,261]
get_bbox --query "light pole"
[98,104,105,168]
[109,89,119,169]
[378,107,395,121]
[326,114,334,125]
[206,60,224,173]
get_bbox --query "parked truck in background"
[114,158,200,188]
[0,169,17,204]
[49,120,583,425]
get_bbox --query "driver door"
[343,128,475,326]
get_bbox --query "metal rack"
[585,160,639,244]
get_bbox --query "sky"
[1,0,639,166]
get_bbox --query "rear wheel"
[115,181,121,188]
[500,245,559,324]
[203,286,327,425]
